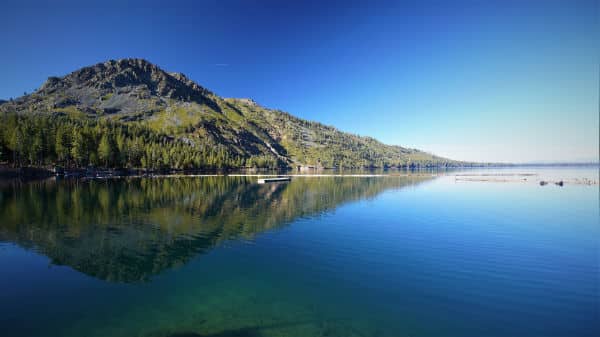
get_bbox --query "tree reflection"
[0,176,430,282]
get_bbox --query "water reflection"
[0,176,430,282]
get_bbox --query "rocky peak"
[0,58,225,116]
[39,58,213,101]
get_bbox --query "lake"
[0,168,598,337]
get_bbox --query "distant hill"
[0,58,467,169]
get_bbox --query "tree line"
[0,113,281,169]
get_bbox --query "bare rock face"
[236,98,259,106]
[3,58,219,116]
[48,59,208,95]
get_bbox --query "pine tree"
[55,126,71,166]
[10,125,25,167]
[71,128,87,166]
[31,131,44,166]
[98,133,116,168]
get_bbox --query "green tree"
[71,128,87,166]
[31,131,44,166]
[9,125,26,166]
[55,126,71,165]
[98,133,115,167]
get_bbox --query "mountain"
[0,58,463,169]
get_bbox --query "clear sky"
[1,0,598,163]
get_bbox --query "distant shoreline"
[0,163,597,181]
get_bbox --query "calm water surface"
[0,169,598,337]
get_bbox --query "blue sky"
[1,0,598,163]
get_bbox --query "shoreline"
[1,172,597,187]
[1,165,597,185]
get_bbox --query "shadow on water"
[0,175,432,282]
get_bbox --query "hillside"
[0,58,462,169]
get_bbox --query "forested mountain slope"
[0,58,464,169]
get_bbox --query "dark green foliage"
[55,126,70,164]
[0,113,279,169]
[98,133,116,167]
[0,108,464,169]
[0,59,472,169]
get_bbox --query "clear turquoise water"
[0,169,598,337]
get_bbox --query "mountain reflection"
[0,176,430,282]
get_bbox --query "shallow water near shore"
[0,168,598,337]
